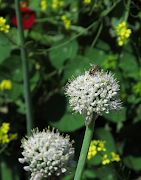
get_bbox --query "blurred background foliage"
[0,0,141,179]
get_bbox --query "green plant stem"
[74,113,97,180]
[91,22,103,48]
[15,0,34,136]
[123,0,131,22]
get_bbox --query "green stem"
[74,113,97,180]
[91,22,103,48]
[123,0,131,22]
[15,0,34,136]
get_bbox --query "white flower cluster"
[18,128,75,180]
[64,70,122,126]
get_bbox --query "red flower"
[12,1,35,30]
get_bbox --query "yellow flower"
[0,17,10,33]
[41,0,47,11]
[97,140,106,151]
[61,15,67,21]
[102,154,110,165]
[64,20,71,29]
[84,0,91,3]
[52,0,58,9]
[0,79,12,91]
[0,134,10,144]
[87,140,106,160]
[59,0,64,6]
[116,21,131,46]
[87,143,97,160]
[111,152,120,162]
[0,123,17,145]
[0,123,10,134]
[61,15,71,29]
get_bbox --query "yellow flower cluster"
[84,0,91,3]
[87,140,120,165]
[0,123,17,144]
[0,17,10,33]
[52,0,64,9]
[87,140,106,160]
[41,0,47,11]
[0,79,12,91]
[116,22,132,46]
[61,15,71,29]
[111,152,120,162]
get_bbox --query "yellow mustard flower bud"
[1,123,10,134]
[0,79,12,91]
[111,152,120,162]
[41,0,47,11]
[61,15,67,21]
[84,0,91,3]
[102,154,110,165]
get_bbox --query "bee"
[89,63,101,75]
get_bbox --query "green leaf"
[43,93,84,132]
[0,153,22,180]
[0,32,12,64]
[84,40,110,66]
[61,55,90,85]
[0,56,39,100]
[49,37,79,69]
[83,169,97,179]
[29,31,64,46]
[94,165,115,180]
[103,108,126,123]
[119,44,139,78]
[87,154,102,166]
[123,138,141,170]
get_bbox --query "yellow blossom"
[0,17,10,33]
[87,143,97,160]
[59,0,64,6]
[0,79,12,91]
[1,123,10,134]
[102,154,110,165]
[61,15,71,29]
[116,21,132,46]
[52,0,58,9]
[111,152,120,162]
[84,0,91,3]
[0,123,17,145]
[87,140,106,160]
[61,15,67,21]
[41,0,47,11]
[0,134,10,144]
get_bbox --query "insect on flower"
[89,63,101,75]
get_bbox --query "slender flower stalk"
[14,0,34,135]
[74,113,96,180]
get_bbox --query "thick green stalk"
[15,0,34,136]
[74,113,97,180]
